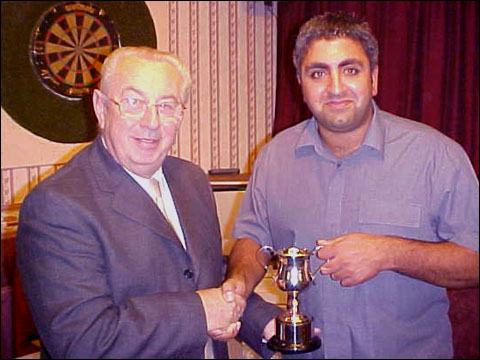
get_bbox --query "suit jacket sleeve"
[237,292,283,358]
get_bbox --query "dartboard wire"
[45,42,75,54]
[78,55,93,86]
[74,12,85,45]
[83,15,99,45]
[47,52,75,82]
[79,13,94,44]
[45,28,74,50]
[57,52,76,85]
[54,15,77,46]
[64,12,80,44]
[73,54,83,86]
[81,52,97,71]
[65,55,78,86]
[82,20,106,48]
[84,46,112,56]
[82,51,105,82]
[51,28,75,48]
[45,22,76,80]
[75,55,85,87]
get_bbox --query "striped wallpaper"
[1,1,277,208]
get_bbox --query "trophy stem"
[288,291,300,318]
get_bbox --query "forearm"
[387,237,479,288]
[226,238,266,297]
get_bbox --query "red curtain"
[274,1,479,174]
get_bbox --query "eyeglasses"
[101,91,186,118]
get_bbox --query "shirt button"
[184,269,194,279]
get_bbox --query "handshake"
[197,277,260,341]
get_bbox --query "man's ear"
[371,66,379,97]
[296,73,302,85]
[92,89,106,130]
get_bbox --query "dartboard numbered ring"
[30,1,120,100]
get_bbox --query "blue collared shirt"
[233,102,479,358]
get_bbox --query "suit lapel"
[163,160,205,283]
[111,178,181,244]
[89,137,184,249]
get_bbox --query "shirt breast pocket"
[359,199,422,228]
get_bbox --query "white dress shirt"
[125,168,187,250]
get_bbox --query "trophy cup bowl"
[257,246,322,354]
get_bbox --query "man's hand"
[208,320,242,342]
[222,276,247,300]
[318,233,479,288]
[262,318,276,341]
[196,287,245,340]
[316,233,390,287]
[204,277,248,341]
[208,237,272,341]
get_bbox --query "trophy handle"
[256,245,276,271]
[309,245,324,281]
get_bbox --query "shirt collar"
[295,100,385,158]
[125,167,164,186]
[295,117,328,157]
[362,101,385,155]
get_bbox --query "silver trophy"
[257,246,322,354]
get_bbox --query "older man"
[16,47,278,359]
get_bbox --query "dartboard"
[2,1,156,143]
[29,1,120,100]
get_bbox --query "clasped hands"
[196,282,246,341]
[200,276,278,342]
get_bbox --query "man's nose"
[328,71,345,94]
[140,105,160,128]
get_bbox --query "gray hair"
[100,46,191,104]
[293,12,379,74]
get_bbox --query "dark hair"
[293,12,379,74]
